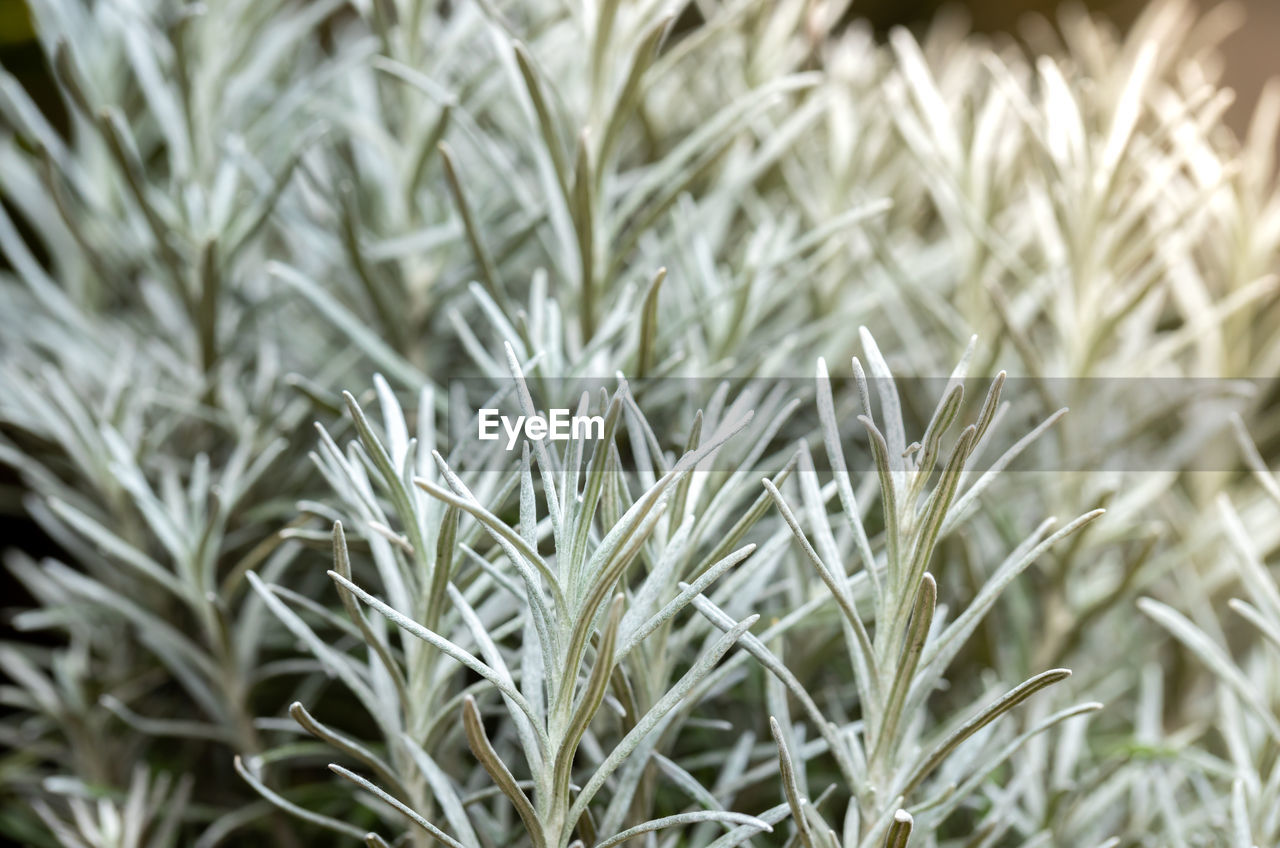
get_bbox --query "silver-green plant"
[238,355,783,846]
[1136,423,1280,846]
[3,0,1280,846]
[735,336,1104,846]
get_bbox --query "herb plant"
[2,0,1278,846]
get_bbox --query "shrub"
[1,0,1277,845]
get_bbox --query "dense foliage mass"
[2,0,1279,845]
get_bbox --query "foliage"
[2,0,1279,846]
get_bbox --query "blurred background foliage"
[1,0,1275,171]
[3,0,1274,135]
